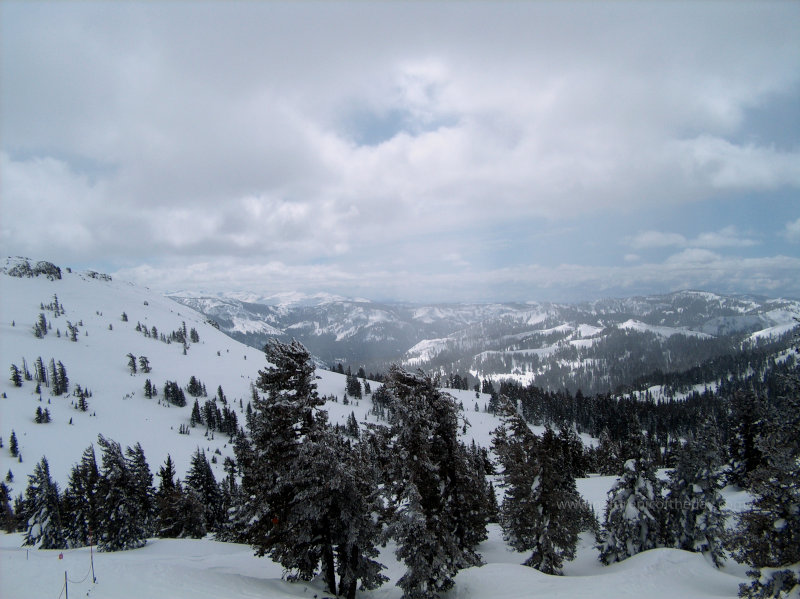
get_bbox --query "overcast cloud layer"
[2,1,799,302]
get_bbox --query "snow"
[404,337,451,365]
[576,323,604,338]
[230,317,283,336]
[0,524,747,599]
[0,264,354,487]
[0,262,753,598]
[618,320,711,339]
[747,321,799,342]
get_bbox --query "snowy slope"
[0,258,753,598]
[0,259,359,490]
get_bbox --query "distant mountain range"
[169,290,800,395]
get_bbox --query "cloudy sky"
[2,1,799,303]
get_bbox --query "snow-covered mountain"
[0,257,759,599]
[0,257,402,492]
[171,289,800,393]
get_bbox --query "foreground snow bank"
[453,549,743,599]
[1,528,746,599]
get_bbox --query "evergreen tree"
[138,356,151,373]
[486,481,500,523]
[95,435,148,551]
[238,339,327,577]
[155,456,206,539]
[346,411,360,438]
[190,399,203,427]
[127,353,137,375]
[67,321,78,342]
[493,402,583,574]
[596,427,623,475]
[9,430,18,457]
[47,359,57,393]
[9,364,22,387]
[187,375,203,397]
[728,391,767,488]
[0,481,17,533]
[126,442,156,537]
[156,454,178,538]
[731,373,800,598]
[598,438,663,565]
[52,361,68,395]
[663,418,726,567]
[156,455,185,538]
[384,366,485,598]
[23,457,66,549]
[163,381,186,407]
[238,339,385,598]
[35,313,48,337]
[33,357,46,386]
[63,445,100,548]
[185,448,222,531]
[179,485,208,539]
[346,367,362,399]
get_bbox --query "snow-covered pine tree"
[596,427,623,475]
[155,455,180,537]
[155,455,205,538]
[238,339,386,598]
[291,427,387,599]
[346,411,360,438]
[237,340,332,575]
[346,367,362,399]
[95,435,148,551]
[663,418,726,567]
[492,402,582,574]
[33,357,46,387]
[62,445,100,548]
[384,366,485,598]
[190,399,202,427]
[184,448,222,532]
[9,364,22,387]
[492,399,539,552]
[9,430,18,457]
[0,481,16,533]
[727,391,767,488]
[126,442,156,537]
[138,356,151,373]
[331,438,387,599]
[559,424,589,478]
[598,431,663,565]
[216,455,245,542]
[179,484,208,538]
[23,457,66,549]
[391,481,442,599]
[126,353,137,375]
[731,371,800,599]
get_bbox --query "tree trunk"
[344,543,359,599]
[321,541,336,595]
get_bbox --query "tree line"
[2,338,797,599]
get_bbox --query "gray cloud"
[1,1,799,300]
[630,226,759,251]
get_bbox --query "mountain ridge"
[169,287,800,394]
